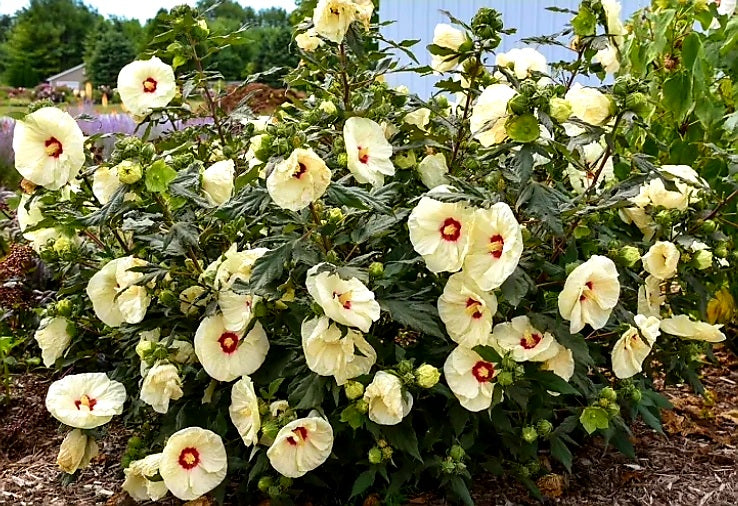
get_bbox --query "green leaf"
[288,373,326,410]
[526,370,579,395]
[145,160,178,193]
[662,71,692,119]
[449,477,474,506]
[349,469,376,499]
[249,242,293,295]
[580,406,610,434]
[350,210,409,244]
[571,5,596,36]
[516,182,564,234]
[472,345,502,364]
[340,404,365,430]
[499,267,536,307]
[326,183,392,214]
[550,436,573,472]
[383,424,423,462]
[379,296,444,338]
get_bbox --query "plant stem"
[154,193,203,274]
[309,202,331,252]
[450,51,482,171]
[339,43,351,112]
[188,35,227,146]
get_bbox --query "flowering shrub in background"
[9,0,738,504]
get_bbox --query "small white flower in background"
[92,166,122,205]
[86,256,151,327]
[408,197,475,273]
[117,56,177,118]
[558,255,620,333]
[140,361,184,414]
[305,264,381,332]
[660,315,726,343]
[463,203,524,290]
[645,164,706,210]
[194,313,270,382]
[245,134,267,171]
[229,376,261,447]
[45,372,126,429]
[619,205,657,240]
[270,400,290,417]
[267,147,331,211]
[343,116,395,187]
[565,83,612,126]
[159,427,228,501]
[470,83,517,147]
[202,159,235,206]
[491,316,558,362]
[301,316,377,385]
[417,153,449,189]
[16,194,69,253]
[57,429,98,474]
[363,371,413,425]
[296,28,323,51]
[266,416,334,478]
[430,23,467,73]
[541,342,575,382]
[13,107,85,189]
[638,275,665,318]
[642,241,680,280]
[601,0,627,43]
[312,0,358,43]
[709,0,737,28]
[566,141,615,195]
[403,108,431,130]
[444,346,499,412]
[122,453,169,502]
[495,48,548,79]
[611,314,660,379]
[34,316,72,368]
[437,272,498,348]
[594,44,620,74]
[354,0,374,28]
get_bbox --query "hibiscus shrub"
[12,0,736,504]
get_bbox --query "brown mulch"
[1,349,736,506]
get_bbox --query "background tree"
[86,26,137,87]
[0,15,13,82]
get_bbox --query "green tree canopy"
[86,26,137,87]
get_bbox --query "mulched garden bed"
[1,348,736,506]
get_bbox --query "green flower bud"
[368,261,384,278]
[326,250,340,263]
[630,389,642,402]
[625,92,650,116]
[381,446,393,460]
[654,210,672,227]
[536,419,554,436]
[497,370,514,386]
[332,136,345,152]
[257,476,273,493]
[601,386,617,402]
[522,426,538,443]
[501,355,517,371]
[508,94,530,116]
[617,245,641,268]
[377,439,388,448]
[449,445,466,461]
[278,476,292,489]
[414,364,441,389]
[394,150,417,169]
[140,143,156,162]
[337,152,348,167]
[693,249,713,270]
[715,244,729,258]
[355,399,369,414]
[267,486,281,497]
[526,460,541,475]
[549,97,572,122]
[397,360,414,375]
[700,219,717,234]
[261,420,280,441]
[116,160,143,184]
[327,207,344,224]
[135,339,156,359]
[573,224,591,239]
[344,380,364,400]
[55,299,73,317]
[158,289,179,307]
[318,100,337,115]
[368,447,383,464]
[52,236,73,255]
[607,403,621,417]
[440,457,457,474]
[598,398,611,408]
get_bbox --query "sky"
[0,0,297,21]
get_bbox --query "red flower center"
[472,361,495,383]
[520,333,543,350]
[357,146,370,164]
[74,394,97,411]
[333,291,352,310]
[286,426,309,446]
[178,447,200,470]
[439,217,461,242]
[45,137,63,158]
[218,332,239,354]
[465,298,484,319]
[579,281,594,302]
[143,77,158,93]
[293,162,308,179]
[488,234,504,258]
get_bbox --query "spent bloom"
[660,315,726,343]
[140,361,184,414]
[363,371,413,425]
[122,453,169,502]
[57,429,99,474]
[34,316,72,367]
[611,314,660,379]
[642,241,680,280]
[229,376,261,447]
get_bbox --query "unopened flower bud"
[53,236,73,255]
[600,386,618,402]
[522,426,538,443]
[56,299,73,317]
[381,446,393,460]
[368,447,383,464]
[257,476,273,492]
[693,249,713,270]
[617,245,641,268]
[415,364,441,389]
[625,92,649,116]
[449,445,465,461]
[319,100,337,115]
[536,419,554,436]
[508,94,530,116]
[368,261,384,278]
[327,207,343,223]
[549,97,572,122]
[607,403,621,416]
[700,219,717,234]
[440,457,457,474]
[501,355,517,370]
[116,160,143,184]
[355,399,369,414]
[135,339,156,359]
[337,152,348,167]
[497,370,514,386]
[326,250,339,263]
[715,244,729,258]
[344,380,364,400]
[630,389,642,402]
[261,420,280,441]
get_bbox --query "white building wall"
[379,0,649,97]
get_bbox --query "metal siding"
[379,0,649,97]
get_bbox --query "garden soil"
[1,348,736,506]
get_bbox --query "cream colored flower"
[344,116,395,187]
[140,361,183,414]
[642,165,706,210]
[45,372,126,429]
[305,264,381,332]
[492,316,558,362]
[470,84,517,147]
[313,0,357,43]
[601,0,627,41]
[565,83,612,126]
[86,256,151,327]
[267,416,334,478]
[444,346,498,412]
[92,165,122,205]
[404,108,431,130]
[202,159,235,206]
[463,203,524,290]
[122,453,169,502]
[495,48,548,79]
[430,24,467,73]
[179,285,208,316]
[638,275,665,318]
[408,197,474,273]
[541,342,575,381]
[57,429,98,474]
[16,194,68,252]
[642,241,680,280]
[229,376,261,447]
[13,107,85,189]
[301,316,377,385]
[594,44,620,74]
[660,315,726,343]
[159,427,228,501]
[118,57,177,117]
[709,0,737,28]
[363,371,413,425]
[194,313,270,382]
[267,148,331,211]
[558,255,620,333]
[566,141,614,194]
[611,314,660,379]
[437,273,497,348]
[34,316,72,367]
[417,153,449,189]
[296,28,323,51]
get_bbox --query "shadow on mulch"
[1,349,736,506]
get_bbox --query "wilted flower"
[565,83,612,126]
[611,314,660,379]
[45,372,126,429]
[267,148,331,211]
[470,83,517,146]
[404,108,431,130]
[34,316,72,367]
[437,272,498,348]
[430,24,467,73]
[343,116,395,187]
[492,316,558,362]
[57,429,98,474]
[13,107,85,189]
[118,57,177,118]
[92,165,123,204]
[642,241,680,280]
[660,315,726,343]
[266,416,334,478]
[594,44,620,74]
[417,153,449,189]
[86,256,151,327]
[541,342,575,382]
[229,376,261,447]
[122,453,169,502]
[202,159,235,206]
[140,361,184,414]
[159,427,228,501]
[364,371,413,425]
[558,255,620,333]
[638,275,665,318]
[444,346,499,412]
[707,288,735,324]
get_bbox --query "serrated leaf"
[145,160,178,193]
[248,242,293,294]
[379,296,444,338]
[550,436,573,472]
[349,469,376,499]
[288,373,325,410]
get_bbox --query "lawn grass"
[0,101,127,118]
